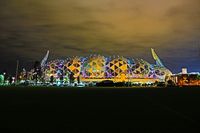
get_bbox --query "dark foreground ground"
[0,86,200,133]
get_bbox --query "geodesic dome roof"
[106,57,129,78]
[82,55,106,78]
[45,54,172,81]
[65,57,81,78]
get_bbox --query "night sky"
[0,0,200,74]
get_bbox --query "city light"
[1,48,200,87]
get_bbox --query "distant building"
[182,68,188,74]
[171,68,200,86]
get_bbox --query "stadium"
[41,49,172,85]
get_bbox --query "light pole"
[15,60,19,84]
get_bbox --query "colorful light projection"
[82,55,106,78]
[44,56,171,82]
[106,56,129,78]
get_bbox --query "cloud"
[0,0,200,73]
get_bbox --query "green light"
[0,74,4,85]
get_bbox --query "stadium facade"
[41,49,172,84]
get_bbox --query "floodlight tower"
[40,50,50,83]
[151,48,164,67]
[41,50,50,68]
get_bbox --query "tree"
[69,72,75,84]
[167,80,176,87]
[33,61,42,84]
[0,74,4,85]
[50,76,54,84]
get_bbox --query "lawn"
[0,86,200,132]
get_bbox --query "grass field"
[0,86,200,133]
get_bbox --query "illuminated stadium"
[42,49,172,84]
